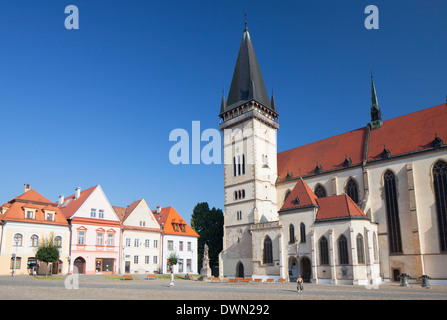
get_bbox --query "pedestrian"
[170,270,175,287]
[297,275,303,292]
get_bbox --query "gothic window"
[233,157,237,177]
[289,224,295,244]
[433,160,447,251]
[338,234,349,265]
[356,234,365,264]
[346,178,359,203]
[319,236,329,265]
[314,184,327,198]
[242,190,245,199]
[242,154,246,175]
[238,156,241,176]
[234,191,238,200]
[300,223,306,243]
[263,236,273,264]
[384,170,403,254]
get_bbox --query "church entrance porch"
[300,256,311,283]
[288,257,298,282]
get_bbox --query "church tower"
[219,22,279,278]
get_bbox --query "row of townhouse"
[0,184,199,276]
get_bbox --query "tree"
[167,252,179,272]
[191,202,224,272]
[35,233,60,277]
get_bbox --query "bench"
[266,279,274,283]
[254,278,263,283]
[122,274,133,280]
[146,274,157,280]
[278,279,286,283]
[212,276,220,282]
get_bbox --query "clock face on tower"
[231,128,243,142]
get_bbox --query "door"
[95,259,102,272]
[125,261,131,273]
[236,262,244,278]
[300,257,311,283]
[73,257,85,274]
[288,257,298,282]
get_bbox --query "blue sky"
[1,1,446,224]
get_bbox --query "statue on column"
[199,243,212,281]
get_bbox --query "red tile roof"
[0,189,68,226]
[58,185,97,219]
[152,206,199,237]
[280,178,318,211]
[277,103,447,182]
[277,127,366,183]
[367,103,447,162]
[316,195,367,221]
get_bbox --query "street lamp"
[12,239,19,277]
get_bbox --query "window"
[154,240,158,248]
[10,257,21,270]
[300,223,306,243]
[187,259,192,272]
[98,210,104,219]
[30,234,39,247]
[153,256,158,264]
[238,156,241,176]
[384,170,403,254]
[45,212,54,221]
[78,231,85,245]
[145,239,150,248]
[97,233,104,246]
[91,209,96,218]
[179,241,184,251]
[13,233,23,247]
[134,256,139,264]
[145,256,150,264]
[338,235,349,265]
[26,210,34,219]
[126,238,131,247]
[140,221,146,226]
[289,224,295,244]
[107,234,114,246]
[187,242,192,251]
[319,236,329,265]
[433,160,447,252]
[233,157,237,177]
[242,154,245,175]
[346,178,359,203]
[314,184,327,198]
[263,236,273,264]
[357,234,365,264]
[134,238,139,247]
[178,259,184,273]
[237,210,242,220]
[54,236,62,248]
[168,240,174,250]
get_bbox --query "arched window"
[242,190,245,199]
[242,154,246,175]
[300,223,306,243]
[319,236,329,265]
[433,160,447,251]
[356,234,365,264]
[289,224,295,244]
[13,233,23,247]
[263,236,273,264]
[233,157,237,177]
[237,156,241,176]
[238,190,241,199]
[30,234,39,247]
[314,184,327,198]
[54,236,62,248]
[346,178,359,203]
[234,191,238,200]
[338,234,349,265]
[384,170,402,253]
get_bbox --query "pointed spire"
[220,89,226,115]
[370,71,382,129]
[221,21,274,115]
[270,89,277,113]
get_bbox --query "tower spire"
[370,71,382,129]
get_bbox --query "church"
[218,23,447,285]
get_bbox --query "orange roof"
[277,127,366,182]
[277,103,447,182]
[152,206,199,237]
[58,185,97,219]
[280,178,318,211]
[0,189,68,226]
[316,195,367,221]
[367,103,447,162]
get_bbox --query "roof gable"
[152,206,199,238]
[280,178,318,211]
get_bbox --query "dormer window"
[294,197,300,205]
[381,147,391,159]
[173,223,179,232]
[26,210,34,219]
[343,156,352,167]
[45,211,54,221]
[432,136,443,148]
[315,163,322,174]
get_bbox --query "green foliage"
[35,233,60,264]
[168,251,179,266]
[191,202,224,269]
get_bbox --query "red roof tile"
[58,185,97,219]
[277,127,366,182]
[316,195,366,221]
[152,206,199,237]
[367,103,447,162]
[280,178,318,211]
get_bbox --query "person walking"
[297,275,303,292]
[169,270,175,287]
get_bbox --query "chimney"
[24,184,31,193]
[156,206,161,214]
[75,187,81,200]
[58,194,65,206]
